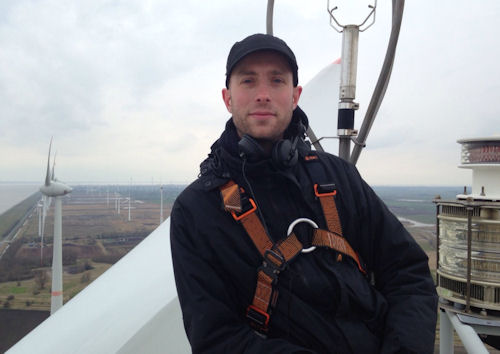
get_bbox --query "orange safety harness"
[220,164,366,334]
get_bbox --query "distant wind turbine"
[128,179,131,222]
[39,139,72,315]
[128,197,131,222]
[37,201,42,238]
[39,174,53,264]
[160,185,164,224]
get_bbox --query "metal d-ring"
[287,218,318,253]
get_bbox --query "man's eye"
[273,78,284,84]
[242,78,253,84]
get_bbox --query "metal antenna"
[327,0,377,161]
[266,0,274,35]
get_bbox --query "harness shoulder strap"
[303,153,343,234]
[220,180,272,255]
[220,180,304,333]
[304,153,366,274]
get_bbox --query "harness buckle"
[263,249,286,271]
[246,305,270,333]
[314,183,337,197]
[231,198,257,221]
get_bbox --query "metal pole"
[466,206,472,313]
[338,25,359,161]
[436,203,440,285]
[266,0,274,35]
[350,0,405,165]
[306,126,325,152]
[440,308,454,354]
[447,310,489,354]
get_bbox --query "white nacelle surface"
[299,61,341,154]
[40,181,72,197]
[7,218,190,354]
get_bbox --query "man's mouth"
[249,111,276,118]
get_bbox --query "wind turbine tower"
[128,197,131,222]
[39,139,72,315]
[37,201,42,238]
[128,179,131,222]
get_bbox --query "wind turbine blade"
[45,138,53,186]
[51,151,57,181]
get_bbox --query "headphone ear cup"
[272,139,298,169]
[238,135,266,161]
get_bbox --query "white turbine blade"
[41,196,50,263]
[51,151,57,181]
[44,138,53,186]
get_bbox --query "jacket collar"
[199,106,311,190]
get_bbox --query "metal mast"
[327,0,377,161]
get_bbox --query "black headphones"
[238,134,300,169]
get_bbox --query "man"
[171,33,437,353]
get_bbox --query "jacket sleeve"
[355,175,438,353]
[170,195,316,354]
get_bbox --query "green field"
[0,192,41,239]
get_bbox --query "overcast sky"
[1,0,499,186]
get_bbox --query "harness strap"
[312,229,366,274]
[248,234,303,330]
[314,183,343,236]
[219,176,365,333]
[220,181,273,254]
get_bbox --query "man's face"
[222,51,302,142]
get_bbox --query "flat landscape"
[0,184,183,311]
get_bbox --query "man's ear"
[292,86,302,109]
[222,88,232,113]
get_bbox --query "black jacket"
[171,115,437,353]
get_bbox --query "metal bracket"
[327,0,377,33]
[351,138,366,147]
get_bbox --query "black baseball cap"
[225,33,299,88]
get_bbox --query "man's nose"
[255,83,271,102]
